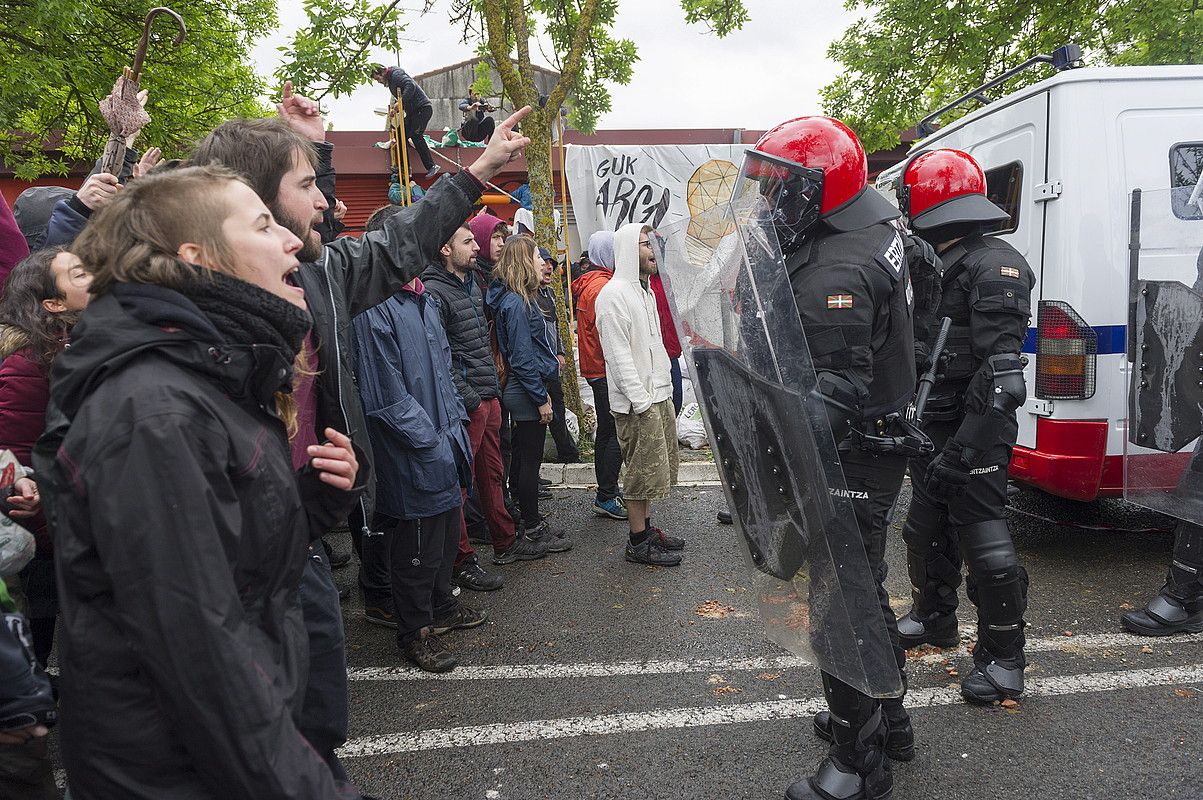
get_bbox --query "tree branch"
[545,0,600,112]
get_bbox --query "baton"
[908,316,952,423]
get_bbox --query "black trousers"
[297,548,350,780]
[546,376,580,462]
[403,105,435,171]
[511,420,547,528]
[904,418,1012,616]
[587,377,623,501]
[460,116,495,142]
[349,505,391,607]
[374,508,460,641]
[819,445,909,729]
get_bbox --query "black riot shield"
[1126,188,1203,524]
[656,202,903,698]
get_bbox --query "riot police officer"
[741,116,917,800]
[894,148,1035,704]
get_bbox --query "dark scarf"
[175,267,311,362]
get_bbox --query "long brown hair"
[493,236,540,303]
[0,247,77,371]
[72,165,305,434]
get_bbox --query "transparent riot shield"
[1125,187,1203,524]
[655,203,903,699]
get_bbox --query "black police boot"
[813,672,913,762]
[1122,522,1203,636]
[896,608,959,649]
[960,646,1025,705]
[899,498,961,649]
[788,707,891,800]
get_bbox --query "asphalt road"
[328,483,1203,800]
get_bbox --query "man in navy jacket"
[352,276,483,673]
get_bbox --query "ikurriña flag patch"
[827,294,854,309]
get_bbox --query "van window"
[1169,142,1203,220]
[983,162,1022,234]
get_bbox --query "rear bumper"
[1008,418,1109,501]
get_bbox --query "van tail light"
[1035,300,1097,399]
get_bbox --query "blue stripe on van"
[1021,325,1127,355]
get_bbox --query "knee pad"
[960,519,1018,574]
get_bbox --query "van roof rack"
[916,44,1083,137]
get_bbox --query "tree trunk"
[525,117,586,430]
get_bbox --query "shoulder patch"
[875,231,905,279]
[1000,266,1021,279]
[827,294,854,310]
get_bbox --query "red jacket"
[0,347,50,547]
[649,274,682,359]
[571,268,613,379]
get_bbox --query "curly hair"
[0,247,78,371]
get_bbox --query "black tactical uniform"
[898,232,1035,702]
[790,219,919,776]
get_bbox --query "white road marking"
[345,631,1203,682]
[338,663,1203,758]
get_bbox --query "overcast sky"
[251,0,857,133]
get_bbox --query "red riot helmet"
[735,116,897,254]
[898,148,1009,231]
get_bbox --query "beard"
[274,204,324,263]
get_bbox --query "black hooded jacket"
[33,284,362,799]
[420,262,501,411]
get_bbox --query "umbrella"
[98,7,186,177]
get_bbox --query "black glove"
[924,440,972,498]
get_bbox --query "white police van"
[876,58,1203,501]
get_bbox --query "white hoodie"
[594,222,673,414]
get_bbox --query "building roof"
[413,56,561,81]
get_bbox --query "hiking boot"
[0,612,57,733]
[648,524,685,551]
[527,520,573,553]
[593,497,628,520]
[717,509,733,525]
[364,599,398,629]
[625,534,682,567]
[431,603,488,635]
[402,628,456,673]
[897,609,960,649]
[493,534,549,565]
[453,561,505,592]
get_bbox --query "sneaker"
[452,561,506,592]
[402,628,457,673]
[625,534,682,566]
[538,487,554,500]
[716,509,733,525]
[527,520,573,553]
[431,603,488,634]
[593,497,629,520]
[538,477,552,487]
[364,600,398,629]
[424,165,441,179]
[493,534,548,565]
[648,525,685,551]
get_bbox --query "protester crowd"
[0,69,688,797]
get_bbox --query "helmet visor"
[734,151,825,250]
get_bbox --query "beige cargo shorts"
[614,398,679,501]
